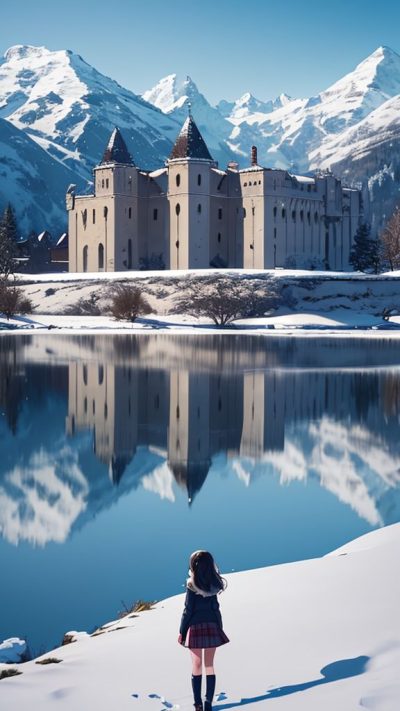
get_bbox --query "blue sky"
[1,0,400,103]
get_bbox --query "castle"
[66,114,361,272]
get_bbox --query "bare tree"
[381,207,400,271]
[109,283,152,321]
[172,276,279,326]
[0,280,33,320]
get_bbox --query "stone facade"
[67,118,361,272]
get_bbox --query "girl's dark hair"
[189,550,227,594]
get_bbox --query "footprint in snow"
[216,692,228,701]
[148,693,179,708]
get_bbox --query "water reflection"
[1,335,400,548]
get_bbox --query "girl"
[178,550,229,711]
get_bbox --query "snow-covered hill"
[1,524,399,710]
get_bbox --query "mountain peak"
[4,44,51,61]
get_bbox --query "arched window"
[217,232,221,243]
[83,365,88,385]
[98,243,104,270]
[106,178,109,189]
[92,209,96,224]
[282,208,286,219]
[175,203,180,215]
[273,206,277,218]
[314,211,319,223]
[176,174,181,187]
[82,209,87,228]
[128,207,132,219]
[128,239,132,269]
[153,208,158,221]
[243,208,247,218]
[197,203,202,214]
[83,245,88,272]
[300,210,304,221]
[307,211,311,224]
[102,179,104,189]
[103,206,108,219]
[197,174,202,186]
[218,207,222,220]
[98,365,104,385]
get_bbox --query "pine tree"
[0,203,18,278]
[349,223,380,272]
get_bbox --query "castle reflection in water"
[1,334,400,511]
[58,335,400,505]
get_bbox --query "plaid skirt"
[185,622,230,649]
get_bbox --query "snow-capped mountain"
[0,45,180,181]
[143,73,234,165]
[0,117,76,234]
[2,43,400,236]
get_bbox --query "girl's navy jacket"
[179,587,223,642]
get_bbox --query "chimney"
[251,145,258,166]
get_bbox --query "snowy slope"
[0,45,180,182]
[1,524,399,710]
[0,117,77,234]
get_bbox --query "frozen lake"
[1,334,400,654]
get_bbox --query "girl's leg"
[204,648,217,708]
[190,649,202,707]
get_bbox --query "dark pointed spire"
[101,127,134,166]
[169,115,213,161]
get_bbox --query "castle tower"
[167,113,216,269]
[68,127,142,272]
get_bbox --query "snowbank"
[1,524,399,710]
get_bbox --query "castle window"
[128,239,132,269]
[258,180,261,185]
[249,181,252,186]
[307,211,311,224]
[128,207,132,219]
[153,208,158,220]
[197,203,202,213]
[175,203,180,215]
[83,365,88,385]
[217,232,221,243]
[307,184,311,192]
[176,174,181,187]
[314,211,319,223]
[282,208,286,218]
[252,206,255,216]
[300,210,304,221]
[243,208,246,218]
[92,209,96,224]
[176,405,180,419]
[274,227,277,240]
[83,245,88,272]
[102,179,104,188]
[292,210,296,221]
[106,179,109,189]
[92,400,95,415]
[103,206,108,219]
[98,243,104,270]
[98,365,104,385]
[84,397,87,414]
[244,182,247,187]
[218,207,222,220]
[273,206,277,218]
[104,403,108,420]
[175,240,180,248]
[82,209,87,228]
[197,174,202,186]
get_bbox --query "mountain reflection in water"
[1,335,400,547]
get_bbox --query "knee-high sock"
[205,674,216,703]
[191,674,202,704]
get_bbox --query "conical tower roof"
[169,115,213,161]
[101,127,134,165]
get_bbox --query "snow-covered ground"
[1,269,400,336]
[1,524,399,710]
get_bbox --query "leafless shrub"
[0,279,33,319]
[63,292,102,315]
[108,283,152,322]
[35,657,62,665]
[171,276,279,326]
[118,599,157,619]
[381,206,400,271]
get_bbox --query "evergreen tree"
[0,203,18,278]
[349,223,380,272]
